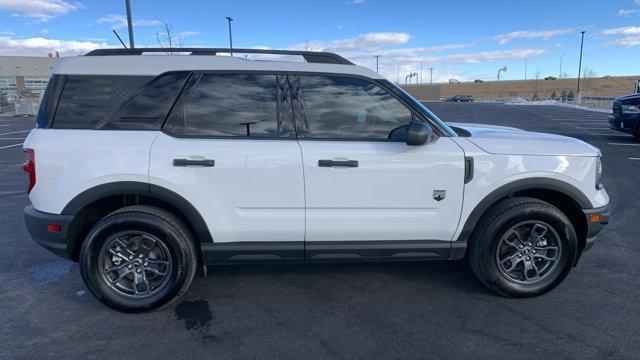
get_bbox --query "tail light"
[22,148,36,193]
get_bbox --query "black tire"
[80,205,198,313]
[633,123,640,139]
[468,197,578,297]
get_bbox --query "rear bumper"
[24,205,74,259]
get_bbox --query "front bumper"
[581,204,610,253]
[608,114,639,134]
[24,205,74,259]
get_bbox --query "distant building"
[0,56,59,104]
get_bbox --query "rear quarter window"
[52,75,152,129]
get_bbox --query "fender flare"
[456,177,591,243]
[61,181,213,243]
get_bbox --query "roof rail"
[84,48,354,65]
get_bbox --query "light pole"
[429,67,434,84]
[226,16,234,56]
[374,55,380,74]
[124,0,134,48]
[559,53,566,78]
[497,65,507,81]
[576,31,586,95]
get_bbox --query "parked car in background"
[446,95,473,102]
[609,93,640,138]
[544,76,557,80]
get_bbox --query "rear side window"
[35,75,66,128]
[95,72,190,130]
[164,74,288,138]
[297,76,413,140]
[53,76,152,129]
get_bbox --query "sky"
[0,0,639,83]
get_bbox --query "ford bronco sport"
[23,48,609,312]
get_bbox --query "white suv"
[23,48,609,312]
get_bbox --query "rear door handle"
[318,159,359,168]
[173,159,215,167]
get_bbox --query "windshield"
[379,80,457,137]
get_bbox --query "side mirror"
[406,120,435,146]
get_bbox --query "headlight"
[595,157,603,189]
[622,105,640,114]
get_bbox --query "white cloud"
[291,32,411,53]
[0,35,108,56]
[609,35,640,47]
[178,31,201,38]
[617,9,638,16]
[495,29,573,45]
[96,14,161,30]
[346,0,365,4]
[602,26,640,35]
[0,0,78,21]
[285,32,548,81]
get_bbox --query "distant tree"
[582,67,597,96]
[550,91,557,99]
[155,19,184,50]
[568,90,575,101]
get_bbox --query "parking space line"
[609,143,640,146]
[0,143,23,149]
[589,133,629,136]
[0,130,30,136]
[630,158,640,160]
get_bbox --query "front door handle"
[318,159,359,168]
[173,159,215,167]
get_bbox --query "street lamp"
[226,16,234,56]
[124,0,134,48]
[576,31,586,96]
[497,65,507,81]
[429,67,434,84]
[374,55,381,74]
[559,53,566,78]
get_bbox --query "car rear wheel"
[80,205,197,312]
[468,197,577,297]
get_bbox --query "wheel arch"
[63,181,212,261]
[457,178,590,255]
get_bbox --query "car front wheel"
[468,197,578,297]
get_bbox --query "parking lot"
[1,103,638,359]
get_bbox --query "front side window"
[164,74,282,137]
[298,76,414,140]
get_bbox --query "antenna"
[112,30,128,49]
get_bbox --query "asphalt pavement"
[0,103,638,359]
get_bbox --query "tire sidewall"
[80,212,191,312]
[478,205,577,296]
